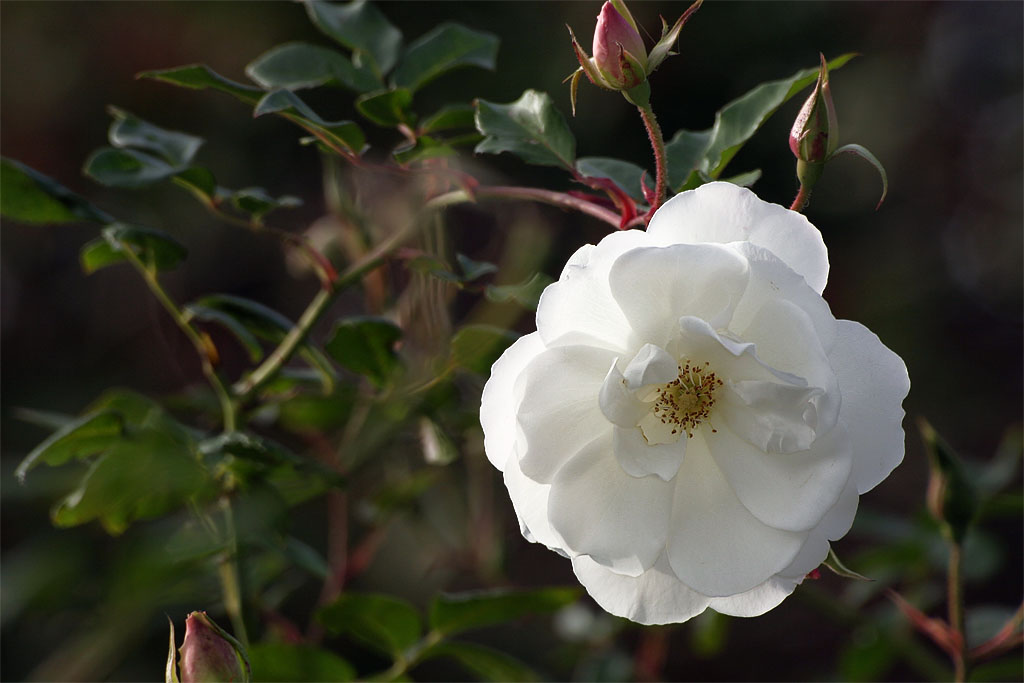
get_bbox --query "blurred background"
[2,1,1021,681]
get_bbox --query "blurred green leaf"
[976,425,1022,495]
[281,536,330,580]
[484,272,553,310]
[15,411,124,481]
[275,388,357,435]
[1,157,111,223]
[420,641,539,682]
[318,593,422,657]
[690,610,729,658]
[246,41,379,93]
[920,418,978,543]
[304,0,402,77]
[721,168,762,188]
[665,129,712,192]
[419,417,458,466]
[249,641,355,682]
[185,301,264,362]
[52,429,210,535]
[231,187,302,220]
[421,104,475,134]
[166,617,179,683]
[325,316,402,387]
[455,254,498,281]
[392,23,498,93]
[839,624,896,682]
[90,223,188,272]
[475,90,576,170]
[449,325,518,375]
[393,136,456,165]
[355,88,414,127]
[701,53,856,179]
[575,157,648,201]
[429,586,581,637]
[199,431,302,467]
[84,147,180,188]
[107,106,203,167]
[174,166,218,202]
[254,89,366,154]
[139,64,263,104]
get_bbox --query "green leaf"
[166,617,179,683]
[184,301,263,362]
[325,316,402,387]
[393,136,457,165]
[484,272,553,310]
[419,417,458,466]
[575,157,648,201]
[392,23,499,93]
[699,53,856,179]
[1,157,111,223]
[474,90,576,170]
[246,41,379,93]
[317,593,422,657]
[106,106,204,167]
[249,641,355,682]
[664,129,712,191]
[52,429,210,535]
[304,0,403,77]
[420,641,539,682]
[173,166,218,203]
[455,253,498,282]
[199,432,303,467]
[79,238,123,275]
[83,147,179,188]
[355,88,414,127]
[97,223,188,272]
[254,89,365,154]
[832,143,888,209]
[281,536,330,580]
[429,586,581,637]
[421,104,476,134]
[720,168,762,188]
[920,418,979,543]
[822,545,873,581]
[15,411,124,481]
[139,64,263,105]
[449,325,518,376]
[231,187,302,220]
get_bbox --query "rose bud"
[179,612,248,683]
[592,1,648,89]
[790,53,839,164]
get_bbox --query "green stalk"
[948,541,968,682]
[120,248,236,433]
[217,497,249,649]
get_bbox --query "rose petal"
[776,472,860,580]
[621,343,678,390]
[707,576,799,617]
[608,243,750,349]
[572,554,711,625]
[705,421,852,532]
[828,320,910,494]
[613,424,685,481]
[549,434,675,575]
[646,181,829,294]
[536,230,649,353]
[598,361,649,427]
[666,433,806,597]
[718,380,822,454]
[480,332,546,471]
[503,448,565,551]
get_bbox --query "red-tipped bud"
[593,1,648,90]
[790,54,839,163]
[179,612,247,683]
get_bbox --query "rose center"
[642,360,722,443]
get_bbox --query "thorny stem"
[426,185,621,228]
[637,104,667,221]
[790,183,812,212]
[120,248,237,433]
[948,541,968,682]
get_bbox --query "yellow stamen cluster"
[652,360,723,438]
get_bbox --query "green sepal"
[831,143,888,209]
[647,0,704,73]
[822,545,873,581]
[920,418,979,544]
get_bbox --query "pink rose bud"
[592,1,648,90]
[179,612,247,683]
[789,54,839,164]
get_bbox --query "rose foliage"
[481,182,910,624]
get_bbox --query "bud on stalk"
[175,611,250,683]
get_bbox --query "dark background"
[2,2,1021,681]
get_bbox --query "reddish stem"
[790,184,811,212]
[429,185,622,229]
[638,105,667,222]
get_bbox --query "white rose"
[480,182,909,624]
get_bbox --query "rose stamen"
[653,360,723,438]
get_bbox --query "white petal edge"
[646,181,829,294]
[480,332,546,471]
[828,320,910,493]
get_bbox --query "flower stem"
[217,497,249,649]
[790,184,812,212]
[426,185,621,229]
[948,541,968,682]
[121,248,236,433]
[637,104,667,220]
